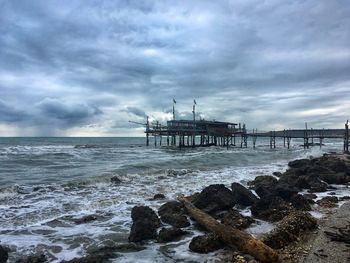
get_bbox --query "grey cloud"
[0,100,27,123]
[36,98,102,127]
[123,106,147,118]
[0,0,349,135]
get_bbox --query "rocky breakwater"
[127,154,350,262]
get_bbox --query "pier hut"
[147,119,246,148]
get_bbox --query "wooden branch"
[178,194,278,263]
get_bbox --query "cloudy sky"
[0,0,349,136]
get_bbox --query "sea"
[0,137,345,262]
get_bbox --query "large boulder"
[316,196,338,208]
[248,176,277,190]
[221,209,254,229]
[158,201,190,228]
[251,196,295,222]
[192,184,235,213]
[290,194,311,211]
[288,159,311,169]
[231,183,258,206]
[128,206,161,242]
[308,179,328,193]
[0,245,8,263]
[273,182,299,201]
[157,227,188,243]
[189,234,225,253]
[263,211,318,249]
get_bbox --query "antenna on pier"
[173,98,176,120]
[192,99,197,121]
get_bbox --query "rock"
[189,234,225,253]
[128,206,160,242]
[160,213,190,228]
[263,211,318,249]
[248,176,278,199]
[251,196,295,222]
[339,196,350,201]
[303,193,317,204]
[157,227,188,243]
[231,183,258,206]
[273,182,299,201]
[16,254,47,263]
[73,214,98,224]
[221,209,254,229]
[0,245,8,263]
[319,172,349,184]
[288,159,311,169]
[272,172,283,177]
[308,179,328,193]
[248,176,277,190]
[192,184,235,213]
[158,201,190,228]
[110,176,122,184]
[151,194,165,200]
[316,196,339,208]
[290,194,311,211]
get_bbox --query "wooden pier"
[129,100,349,153]
[140,119,350,153]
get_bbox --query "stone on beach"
[15,254,47,263]
[221,209,254,229]
[0,245,8,263]
[263,211,318,249]
[192,184,236,213]
[157,227,188,243]
[231,183,258,206]
[128,206,161,242]
[316,196,339,208]
[158,201,190,228]
[189,234,225,253]
[251,196,295,222]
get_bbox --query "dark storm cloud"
[0,0,349,135]
[35,98,102,126]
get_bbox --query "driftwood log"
[178,194,278,263]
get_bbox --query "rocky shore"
[127,153,350,263]
[1,153,350,262]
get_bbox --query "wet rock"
[157,227,188,243]
[303,193,317,204]
[288,159,311,169]
[151,193,166,200]
[189,234,225,253]
[339,196,350,201]
[316,196,339,208]
[319,172,349,184]
[158,201,190,228]
[248,176,277,190]
[128,206,160,242]
[251,196,295,222]
[273,182,299,201]
[308,179,328,193]
[16,254,47,263]
[231,183,258,206]
[192,184,235,213]
[110,176,122,184]
[290,194,311,211]
[73,214,98,224]
[263,211,318,249]
[0,245,8,263]
[272,172,283,177]
[221,209,254,229]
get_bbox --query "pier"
[129,101,350,153]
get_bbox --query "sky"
[0,0,350,136]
